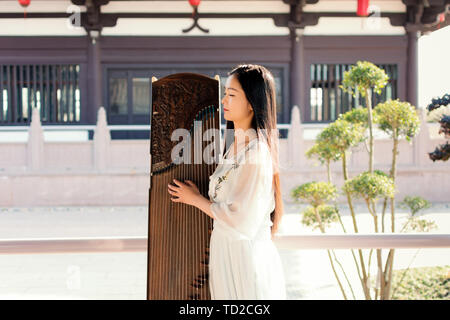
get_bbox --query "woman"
[167,64,286,300]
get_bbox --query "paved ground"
[0,202,449,300]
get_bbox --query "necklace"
[224,137,258,160]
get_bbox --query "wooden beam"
[0,11,406,29]
[402,0,450,34]
[1,1,447,35]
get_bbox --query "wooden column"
[406,29,420,108]
[289,27,305,123]
[87,35,103,124]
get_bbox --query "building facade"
[1,1,447,135]
[0,0,449,206]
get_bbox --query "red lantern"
[436,13,445,29]
[18,0,30,6]
[357,0,370,17]
[189,0,201,7]
[18,0,31,18]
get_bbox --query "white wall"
[418,25,450,109]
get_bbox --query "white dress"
[208,137,287,300]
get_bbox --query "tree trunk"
[365,89,374,173]
[313,206,348,299]
[383,132,399,299]
[343,152,371,299]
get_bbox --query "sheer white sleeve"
[209,142,273,238]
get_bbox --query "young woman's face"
[221,74,253,123]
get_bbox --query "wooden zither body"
[147,73,221,300]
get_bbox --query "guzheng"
[147,73,221,300]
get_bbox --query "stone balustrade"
[0,106,448,206]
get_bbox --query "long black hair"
[222,64,283,236]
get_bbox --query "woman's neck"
[234,126,256,145]
[233,121,257,145]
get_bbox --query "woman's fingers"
[172,178,184,186]
[169,179,195,204]
[186,180,198,189]
[167,183,178,191]
[187,180,196,186]
[172,179,195,187]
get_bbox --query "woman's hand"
[168,178,201,206]
[168,178,215,219]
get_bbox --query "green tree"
[293,61,435,300]
[306,117,372,299]
[373,99,421,298]
[340,60,389,173]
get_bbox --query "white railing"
[1,234,449,255]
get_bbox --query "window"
[106,70,151,120]
[105,66,286,139]
[309,63,398,123]
[106,69,152,139]
[0,64,80,125]
[109,78,128,115]
[132,78,150,114]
